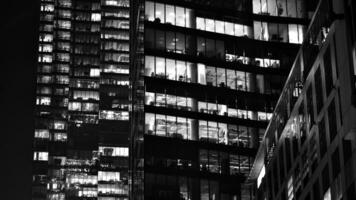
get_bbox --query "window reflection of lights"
[257,165,265,188]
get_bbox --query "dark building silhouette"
[32,0,130,199]
[129,0,315,199]
[249,0,356,200]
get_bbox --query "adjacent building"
[130,0,314,199]
[249,0,356,200]
[32,0,130,199]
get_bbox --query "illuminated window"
[91,13,101,21]
[39,55,53,63]
[36,96,51,105]
[39,33,53,42]
[99,146,129,157]
[53,121,66,130]
[41,4,54,12]
[53,133,67,141]
[98,171,120,182]
[67,174,97,185]
[57,20,71,29]
[73,91,100,100]
[38,44,53,52]
[35,129,50,139]
[34,152,48,161]
[99,110,129,120]
[90,69,100,77]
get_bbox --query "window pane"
[217,68,226,87]
[185,8,193,28]
[145,92,155,105]
[145,113,155,134]
[176,33,185,54]
[197,37,205,56]
[155,3,165,23]
[196,17,205,30]
[166,94,176,107]
[287,0,297,17]
[156,114,166,136]
[227,69,236,89]
[177,61,187,82]
[277,0,287,16]
[145,56,155,76]
[253,0,261,14]
[155,30,165,50]
[198,63,206,85]
[239,126,249,147]
[206,19,215,32]
[145,1,155,21]
[218,123,228,144]
[166,31,175,52]
[166,116,177,137]
[228,125,239,145]
[215,20,225,34]
[288,24,299,43]
[177,117,187,139]
[236,71,246,90]
[176,6,185,27]
[279,23,289,42]
[165,5,175,25]
[199,120,208,141]
[208,121,218,143]
[230,155,239,175]
[268,0,277,15]
[166,59,176,80]
[225,22,234,35]
[206,66,216,86]
[206,39,215,58]
[156,57,165,78]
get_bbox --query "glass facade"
[249,1,356,200]
[130,0,309,199]
[33,0,130,199]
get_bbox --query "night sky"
[2,1,39,199]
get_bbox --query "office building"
[32,0,130,199]
[130,0,314,199]
[249,0,356,199]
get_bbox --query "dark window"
[322,164,330,193]
[312,179,320,200]
[332,148,340,179]
[318,118,327,158]
[323,47,333,96]
[328,100,337,142]
[306,86,315,129]
[315,67,323,114]
[347,182,356,200]
[343,139,352,165]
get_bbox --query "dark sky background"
[1,1,39,199]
